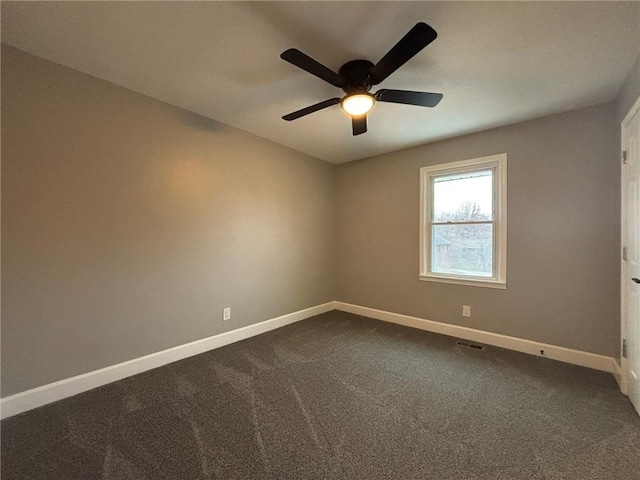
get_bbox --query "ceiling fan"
[280,22,443,136]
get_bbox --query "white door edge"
[621,94,640,407]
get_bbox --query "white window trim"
[419,153,507,289]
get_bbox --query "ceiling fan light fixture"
[341,94,374,116]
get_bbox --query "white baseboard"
[613,360,623,389]
[1,301,336,420]
[2,300,619,419]
[335,302,618,375]
[619,358,629,395]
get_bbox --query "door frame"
[621,94,640,396]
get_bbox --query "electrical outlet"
[222,307,231,321]
[462,305,471,317]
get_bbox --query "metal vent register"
[456,340,485,351]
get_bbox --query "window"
[420,153,507,288]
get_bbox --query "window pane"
[431,224,493,277]
[433,170,493,222]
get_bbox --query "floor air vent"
[456,340,484,351]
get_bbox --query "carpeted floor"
[2,310,639,479]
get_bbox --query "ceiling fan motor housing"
[338,60,375,94]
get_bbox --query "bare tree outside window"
[432,201,493,276]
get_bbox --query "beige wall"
[336,103,620,357]
[1,46,337,396]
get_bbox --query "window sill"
[419,274,507,289]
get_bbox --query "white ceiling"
[2,1,639,164]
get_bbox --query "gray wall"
[617,55,640,123]
[1,46,337,396]
[336,103,620,357]
[2,43,630,397]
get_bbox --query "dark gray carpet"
[2,310,639,479]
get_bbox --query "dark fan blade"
[370,23,437,85]
[282,98,341,121]
[281,49,344,88]
[375,89,443,107]
[352,115,367,136]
